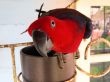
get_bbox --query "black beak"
[32,30,56,57]
[32,30,48,57]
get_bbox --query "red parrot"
[25,8,92,54]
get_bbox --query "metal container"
[20,46,75,82]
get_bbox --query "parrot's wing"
[47,9,88,25]
[48,8,93,39]
[83,20,92,39]
[41,8,93,39]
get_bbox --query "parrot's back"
[40,8,92,39]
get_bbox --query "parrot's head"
[27,16,58,36]
[27,16,64,41]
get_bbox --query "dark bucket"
[20,46,76,82]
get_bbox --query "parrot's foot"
[74,50,80,59]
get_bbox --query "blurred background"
[90,6,110,82]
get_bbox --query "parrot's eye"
[50,20,56,28]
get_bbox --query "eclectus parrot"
[25,8,92,56]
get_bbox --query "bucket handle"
[17,71,76,82]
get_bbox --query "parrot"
[24,6,92,57]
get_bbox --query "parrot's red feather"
[27,20,39,36]
[27,16,86,54]
[50,19,86,53]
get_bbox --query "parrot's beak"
[32,30,48,57]
[32,30,53,57]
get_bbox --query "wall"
[76,0,110,17]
